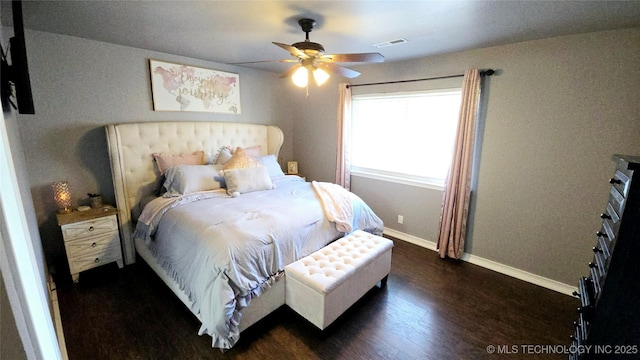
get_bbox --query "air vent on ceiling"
[373,38,408,48]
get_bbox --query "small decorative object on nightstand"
[56,205,123,283]
[287,161,298,174]
[287,161,305,180]
[87,193,103,209]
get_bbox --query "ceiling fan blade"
[273,42,308,59]
[316,62,361,79]
[279,64,302,79]
[231,59,299,65]
[321,53,385,63]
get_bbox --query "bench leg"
[377,275,389,288]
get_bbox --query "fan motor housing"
[292,41,325,56]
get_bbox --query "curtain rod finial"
[480,69,495,76]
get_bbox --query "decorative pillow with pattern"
[214,145,261,165]
[213,146,233,165]
[222,147,261,170]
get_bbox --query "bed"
[105,121,383,349]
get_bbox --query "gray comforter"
[134,176,383,349]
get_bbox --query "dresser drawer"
[609,169,631,197]
[61,215,118,241]
[589,267,601,296]
[603,202,620,224]
[68,246,122,274]
[608,187,626,219]
[64,231,120,259]
[596,235,610,260]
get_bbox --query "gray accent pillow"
[163,164,225,196]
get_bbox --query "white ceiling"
[2,1,640,75]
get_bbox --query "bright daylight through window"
[351,89,462,189]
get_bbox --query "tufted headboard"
[105,121,284,264]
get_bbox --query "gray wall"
[17,29,294,266]
[290,28,640,285]
[13,26,640,287]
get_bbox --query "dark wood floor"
[56,238,578,360]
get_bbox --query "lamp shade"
[292,67,309,87]
[313,68,329,86]
[52,181,72,214]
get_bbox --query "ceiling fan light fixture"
[292,66,309,87]
[269,17,383,90]
[313,67,330,86]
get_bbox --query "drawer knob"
[609,178,622,184]
[596,231,607,238]
[94,258,100,263]
[88,226,95,232]
[592,247,602,253]
[91,242,97,248]
[600,213,611,219]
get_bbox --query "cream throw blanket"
[311,181,354,233]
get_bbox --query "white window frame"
[350,88,462,191]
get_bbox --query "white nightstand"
[56,206,123,283]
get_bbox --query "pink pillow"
[153,150,204,174]
[242,145,261,158]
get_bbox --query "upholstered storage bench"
[284,230,393,329]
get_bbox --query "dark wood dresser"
[569,155,640,359]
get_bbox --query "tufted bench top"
[285,230,393,294]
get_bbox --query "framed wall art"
[287,161,299,174]
[149,59,241,114]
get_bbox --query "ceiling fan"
[237,18,384,88]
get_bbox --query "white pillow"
[260,155,285,178]
[163,164,225,196]
[222,166,275,195]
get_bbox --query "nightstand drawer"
[68,246,122,274]
[65,231,120,259]
[61,215,118,241]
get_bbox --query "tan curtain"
[335,82,352,190]
[437,69,482,259]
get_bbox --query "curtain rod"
[346,69,495,88]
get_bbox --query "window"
[351,89,462,189]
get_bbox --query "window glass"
[351,89,461,188]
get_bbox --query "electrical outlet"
[397,215,404,224]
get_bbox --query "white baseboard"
[383,227,578,296]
